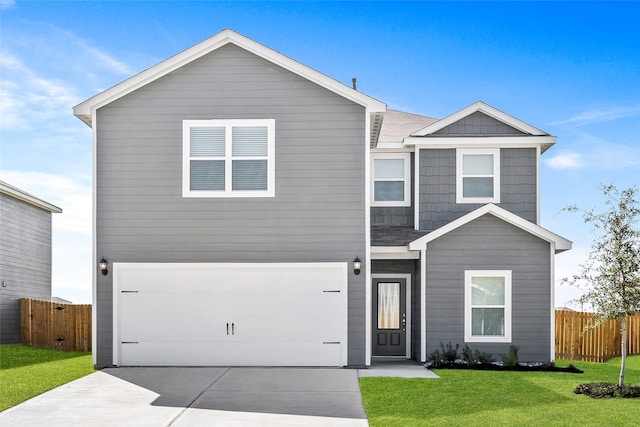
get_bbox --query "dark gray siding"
[0,194,53,343]
[372,260,420,360]
[419,148,537,230]
[432,111,526,136]
[425,214,552,362]
[371,153,414,226]
[95,44,367,366]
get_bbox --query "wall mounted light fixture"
[99,258,109,276]
[353,257,362,275]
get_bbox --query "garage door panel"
[120,315,344,343]
[120,341,342,367]
[115,263,347,367]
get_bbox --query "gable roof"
[408,203,571,253]
[0,181,62,213]
[73,29,386,127]
[404,101,557,152]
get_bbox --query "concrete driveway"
[0,367,368,426]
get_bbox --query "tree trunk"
[619,316,627,387]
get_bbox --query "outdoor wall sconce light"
[99,258,109,276]
[353,257,362,275]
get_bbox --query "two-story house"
[74,29,570,368]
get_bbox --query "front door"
[372,278,406,356]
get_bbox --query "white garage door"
[113,263,348,367]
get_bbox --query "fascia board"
[408,204,572,252]
[0,182,62,213]
[74,29,385,127]
[403,135,557,152]
[412,101,548,137]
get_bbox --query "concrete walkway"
[0,367,368,427]
[0,363,437,426]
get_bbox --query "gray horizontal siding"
[95,43,367,366]
[419,148,537,230]
[425,214,551,362]
[432,111,526,136]
[0,194,53,343]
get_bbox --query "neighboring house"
[73,29,571,368]
[0,181,62,344]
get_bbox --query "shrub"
[575,382,640,398]
[441,342,459,364]
[427,349,443,368]
[501,345,519,368]
[462,344,475,365]
[475,350,494,365]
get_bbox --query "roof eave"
[73,29,385,127]
[408,204,571,251]
[0,181,63,213]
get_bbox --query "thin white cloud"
[0,51,79,130]
[0,0,15,10]
[551,103,640,127]
[544,152,585,170]
[52,26,134,76]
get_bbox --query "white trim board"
[411,101,549,137]
[408,203,572,253]
[74,29,385,126]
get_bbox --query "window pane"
[232,160,268,190]
[190,127,225,157]
[378,282,400,329]
[463,177,493,198]
[374,159,404,179]
[472,308,505,336]
[463,154,493,174]
[191,160,225,190]
[374,181,404,201]
[471,276,505,305]
[232,126,268,157]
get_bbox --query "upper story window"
[456,148,500,204]
[183,119,275,198]
[464,270,512,343]
[371,153,411,207]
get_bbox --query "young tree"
[564,185,640,386]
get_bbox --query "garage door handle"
[226,323,229,335]
[232,323,235,335]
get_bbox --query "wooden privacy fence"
[21,298,92,352]
[555,310,640,362]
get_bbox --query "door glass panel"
[378,282,400,329]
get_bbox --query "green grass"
[0,344,94,412]
[360,356,640,426]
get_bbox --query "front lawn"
[360,356,640,426]
[0,344,94,411]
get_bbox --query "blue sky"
[1,1,638,305]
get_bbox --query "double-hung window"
[371,153,411,207]
[456,148,500,203]
[183,119,275,197]
[464,270,512,343]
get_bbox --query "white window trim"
[182,119,275,198]
[371,153,411,207]
[456,148,500,204]
[464,270,512,343]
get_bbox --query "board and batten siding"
[95,44,367,366]
[419,148,537,231]
[0,193,53,343]
[425,214,552,362]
